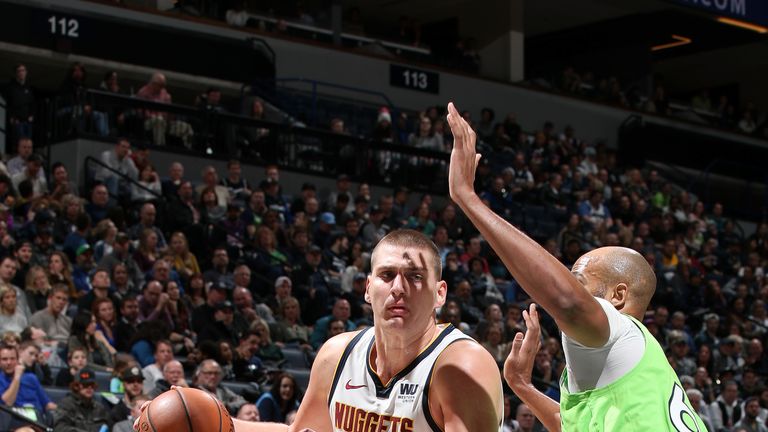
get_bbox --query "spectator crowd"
[4,59,768,432]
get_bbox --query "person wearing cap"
[312,212,336,249]
[667,330,697,377]
[360,204,390,250]
[291,245,331,324]
[198,300,238,346]
[260,177,289,222]
[11,153,47,198]
[98,232,144,291]
[344,272,371,322]
[53,368,111,432]
[70,243,97,294]
[110,365,145,424]
[289,183,317,215]
[191,277,229,334]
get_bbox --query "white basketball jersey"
[327,324,503,432]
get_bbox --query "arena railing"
[48,90,451,194]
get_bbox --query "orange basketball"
[136,387,234,432]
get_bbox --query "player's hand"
[133,400,151,431]
[446,102,481,205]
[503,304,541,390]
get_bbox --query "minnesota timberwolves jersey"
[327,323,504,432]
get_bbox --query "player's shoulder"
[437,337,498,372]
[312,329,367,370]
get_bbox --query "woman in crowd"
[185,273,207,308]
[256,372,301,423]
[271,296,311,350]
[480,322,510,366]
[48,250,75,299]
[199,187,225,224]
[24,265,51,313]
[111,263,137,302]
[405,202,436,236]
[133,228,160,273]
[53,194,83,244]
[132,163,162,204]
[0,284,28,333]
[252,226,290,282]
[250,317,283,364]
[92,219,118,262]
[92,297,117,349]
[68,311,115,372]
[166,280,192,338]
[169,231,200,282]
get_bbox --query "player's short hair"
[372,229,442,278]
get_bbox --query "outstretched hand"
[446,102,481,204]
[503,303,542,390]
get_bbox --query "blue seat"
[281,347,309,369]
[44,387,69,403]
[284,368,310,392]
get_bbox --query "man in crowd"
[96,137,138,200]
[29,285,71,344]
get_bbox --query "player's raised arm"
[446,102,609,347]
[503,304,561,432]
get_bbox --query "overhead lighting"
[651,34,692,51]
[716,17,768,33]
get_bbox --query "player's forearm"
[233,419,288,432]
[455,194,596,323]
[510,383,561,432]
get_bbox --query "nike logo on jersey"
[345,379,366,390]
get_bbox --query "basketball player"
[131,230,506,431]
[445,101,707,431]
[228,229,504,431]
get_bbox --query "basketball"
[136,387,234,432]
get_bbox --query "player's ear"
[435,280,447,308]
[610,283,627,310]
[364,277,371,304]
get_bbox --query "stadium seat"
[281,347,309,369]
[284,368,311,392]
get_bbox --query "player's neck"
[371,322,440,385]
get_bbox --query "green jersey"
[559,315,708,431]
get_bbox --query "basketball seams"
[174,387,196,432]
[146,401,159,432]
[203,390,224,432]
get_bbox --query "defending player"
[446,102,707,431]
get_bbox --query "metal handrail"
[84,155,162,199]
